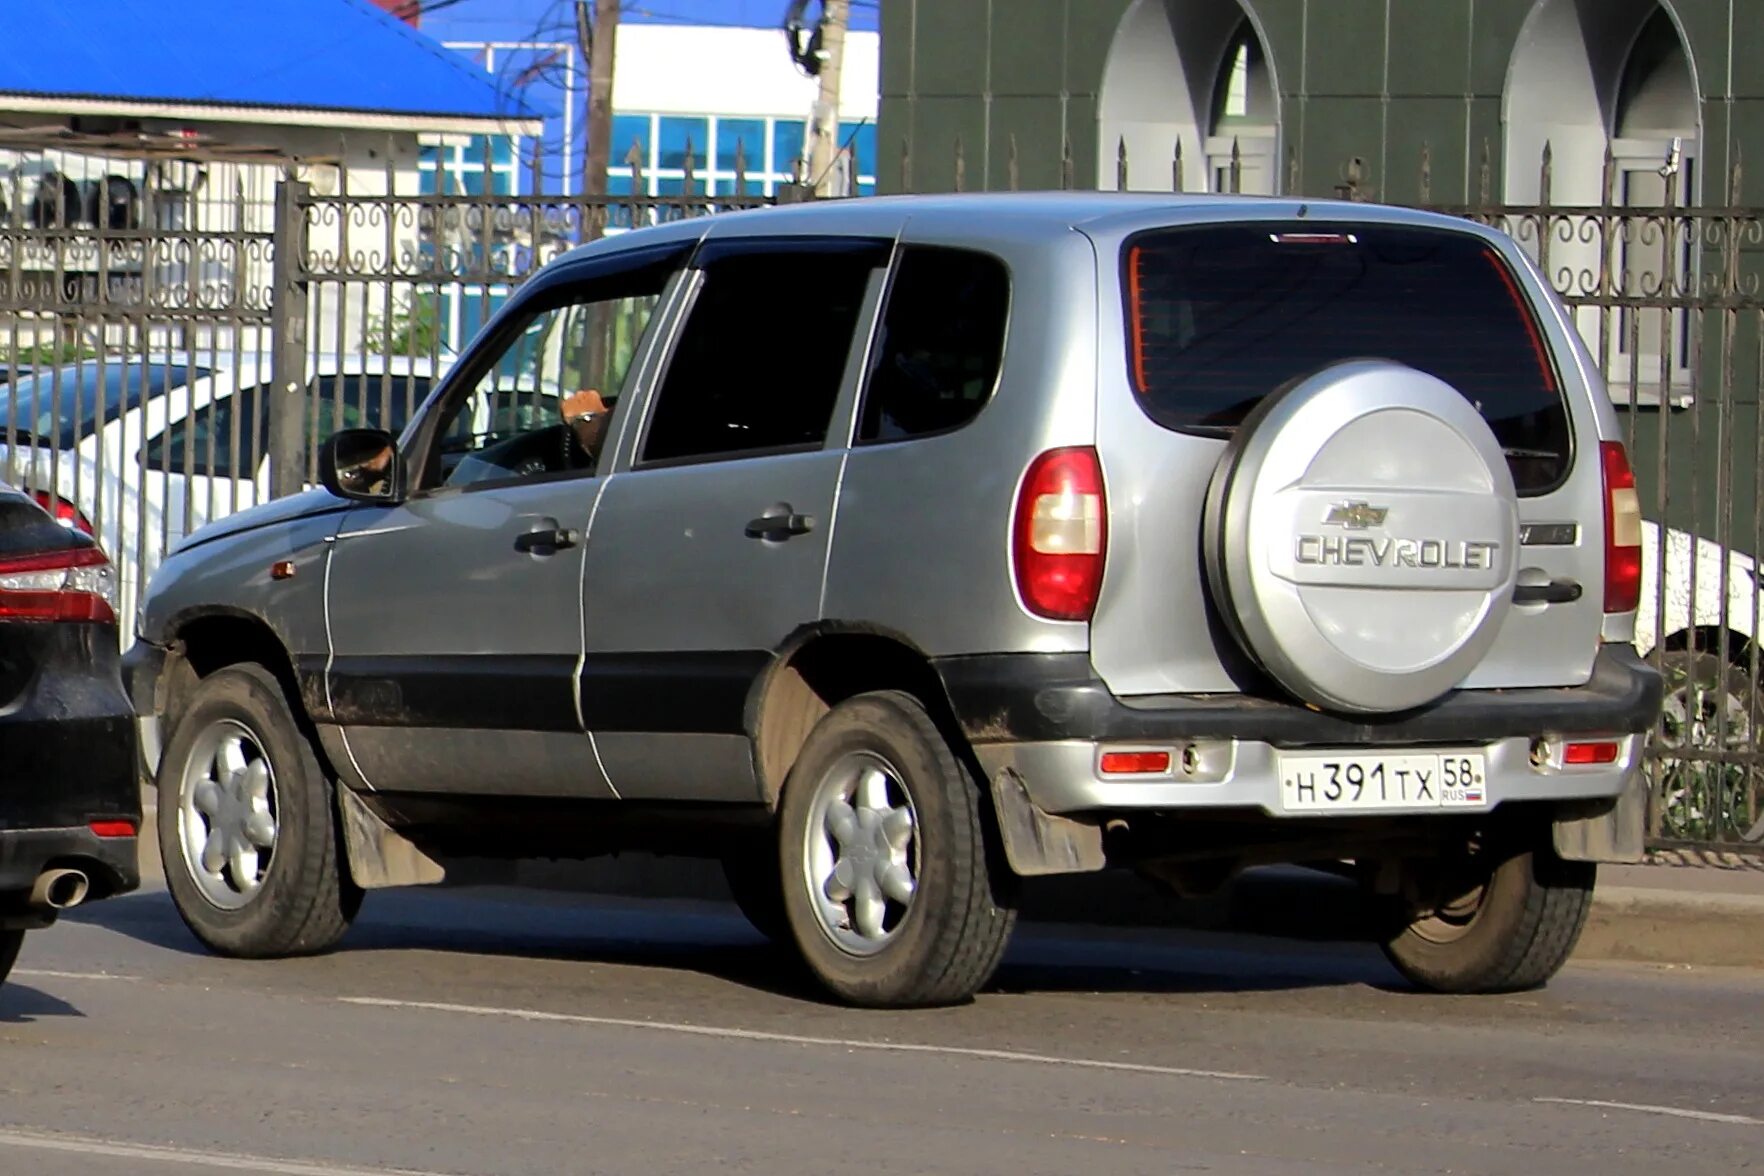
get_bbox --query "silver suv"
[124,194,1662,1007]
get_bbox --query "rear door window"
[857,246,1010,444]
[640,238,888,465]
[1123,223,1570,493]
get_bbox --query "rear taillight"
[0,545,117,623]
[30,491,93,535]
[1013,446,1107,622]
[1600,441,1642,614]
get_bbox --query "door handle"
[745,508,816,541]
[515,526,581,554]
[1513,578,1582,605]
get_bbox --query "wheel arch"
[747,623,984,812]
[160,607,317,738]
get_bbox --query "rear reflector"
[1013,447,1107,622]
[1563,741,1621,766]
[1600,441,1642,613]
[0,544,118,623]
[1100,750,1171,775]
[89,819,137,838]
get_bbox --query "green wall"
[880,0,1764,206]
[879,0,1764,544]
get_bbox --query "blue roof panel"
[7,0,546,121]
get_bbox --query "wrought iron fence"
[4,128,1762,853]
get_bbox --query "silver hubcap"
[803,751,919,956]
[178,719,279,910]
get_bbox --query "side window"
[144,374,437,481]
[431,280,667,490]
[858,247,1010,443]
[639,243,883,465]
[143,384,266,479]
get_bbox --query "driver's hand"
[563,388,607,421]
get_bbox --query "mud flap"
[988,767,1105,876]
[1553,773,1646,863]
[337,786,446,889]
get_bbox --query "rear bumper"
[0,826,139,899]
[0,623,142,903]
[935,644,1662,816]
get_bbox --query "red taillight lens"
[1600,441,1642,613]
[89,819,137,838]
[1563,740,1620,766]
[30,491,93,535]
[0,544,117,623]
[1013,446,1107,622]
[1100,750,1171,775]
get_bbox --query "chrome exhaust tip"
[29,868,90,911]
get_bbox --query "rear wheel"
[1652,649,1764,844]
[1381,842,1594,993]
[0,929,22,988]
[779,691,1017,1007]
[156,664,360,958]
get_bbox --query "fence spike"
[954,134,965,193]
[1287,144,1299,195]
[1419,142,1432,205]
[1539,139,1553,205]
[1007,133,1019,192]
[1061,133,1073,191]
[900,134,912,193]
[1229,137,1243,194]
[1478,137,1491,204]
[734,138,747,197]
[1117,135,1129,191]
[683,136,696,196]
[1602,141,1617,208]
[1172,135,1184,192]
[626,139,646,196]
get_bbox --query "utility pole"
[576,0,619,232]
[803,0,848,196]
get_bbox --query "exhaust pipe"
[29,868,89,911]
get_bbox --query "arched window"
[1098,0,1280,194]
[1207,21,1276,193]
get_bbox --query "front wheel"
[156,664,361,958]
[778,691,1017,1008]
[1380,843,1594,993]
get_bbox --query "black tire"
[0,930,22,988]
[1381,845,1595,993]
[156,664,361,958]
[721,847,789,943]
[778,690,1017,1008]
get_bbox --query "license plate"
[1276,751,1488,813]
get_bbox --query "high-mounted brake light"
[1013,447,1107,622]
[1600,441,1642,614]
[0,544,117,623]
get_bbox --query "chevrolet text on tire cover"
[124,194,1663,1008]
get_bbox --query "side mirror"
[319,428,405,503]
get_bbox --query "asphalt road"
[2,878,1760,1176]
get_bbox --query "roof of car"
[558,192,1494,267]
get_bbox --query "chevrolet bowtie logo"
[1323,501,1389,530]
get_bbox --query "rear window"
[1124,223,1570,493]
[0,362,206,450]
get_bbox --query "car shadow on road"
[71,879,1403,1002]
[0,983,84,1024]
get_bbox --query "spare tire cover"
[1204,360,1519,715]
